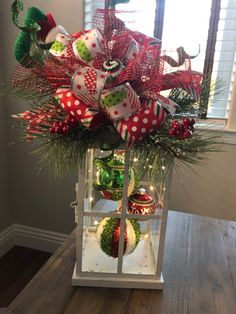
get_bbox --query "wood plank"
[187,215,236,314]
[9,231,76,314]
[0,253,50,307]
[0,246,38,296]
[0,246,51,307]
[64,287,131,314]
[218,220,236,302]
[0,308,11,314]
[126,211,191,314]
[8,213,236,313]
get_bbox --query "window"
[84,0,105,29]
[209,0,236,118]
[84,0,236,120]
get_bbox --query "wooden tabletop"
[8,211,236,314]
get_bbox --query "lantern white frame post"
[75,160,86,276]
[156,163,173,277]
[117,147,131,274]
[72,146,173,289]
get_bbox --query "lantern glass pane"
[83,148,130,214]
[81,216,118,273]
[121,218,160,275]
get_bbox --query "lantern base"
[72,265,164,289]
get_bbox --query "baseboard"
[0,225,15,258]
[0,224,68,257]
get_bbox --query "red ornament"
[97,218,141,258]
[128,188,156,217]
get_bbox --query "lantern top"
[129,188,154,206]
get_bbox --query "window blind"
[84,0,236,119]
[208,0,236,118]
[84,0,105,29]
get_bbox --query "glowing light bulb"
[133,157,138,162]
[150,186,154,191]
[162,166,166,170]
[90,197,93,202]
[94,220,99,225]
[144,233,149,239]
[148,165,153,169]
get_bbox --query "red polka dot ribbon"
[47,9,203,146]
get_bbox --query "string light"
[133,157,138,162]
[94,220,99,225]
[162,166,166,170]
[90,197,93,202]
[148,165,153,169]
[144,233,149,239]
[150,186,154,191]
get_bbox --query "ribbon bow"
[12,7,202,146]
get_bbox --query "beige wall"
[0,3,11,232]
[0,75,11,233]
[1,1,236,235]
[170,142,236,221]
[1,0,84,234]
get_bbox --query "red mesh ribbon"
[13,9,203,146]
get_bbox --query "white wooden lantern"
[72,145,173,289]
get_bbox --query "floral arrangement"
[6,0,220,181]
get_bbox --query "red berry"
[62,125,69,135]
[54,126,61,133]
[168,129,176,137]
[59,121,66,128]
[182,130,192,138]
[69,117,77,127]
[182,117,190,125]
[175,129,181,136]
[173,122,180,130]
[65,115,71,123]
[49,126,55,134]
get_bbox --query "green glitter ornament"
[96,217,141,258]
[93,150,135,201]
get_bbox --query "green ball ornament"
[93,151,135,201]
[97,217,141,258]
